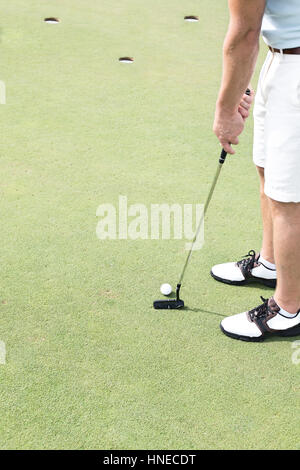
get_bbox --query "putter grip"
[218,88,251,164]
[219,149,227,164]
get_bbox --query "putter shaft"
[177,149,227,287]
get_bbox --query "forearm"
[217,29,260,113]
[213,0,265,153]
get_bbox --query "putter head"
[153,283,184,310]
[153,298,184,310]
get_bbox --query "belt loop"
[279,48,284,62]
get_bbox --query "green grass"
[0,0,299,450]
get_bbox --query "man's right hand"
[238,89,255,121]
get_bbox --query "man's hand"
[213,108,245,155]
[214,89,254,154]
[238,89,255,121]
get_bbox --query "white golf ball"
[160,283,172,296]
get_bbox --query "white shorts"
[253,50,300,202]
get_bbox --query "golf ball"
[160,283,172,296]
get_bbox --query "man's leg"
[219,196,300,341]
[257,166,275,263]
[210,166,277,287]
[271,199,300,313]
[220,192,300,340]
[219,52,300,340]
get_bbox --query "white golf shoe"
[221,297,300,342]
[211,250,277,288]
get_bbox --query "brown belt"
[268,45,300,54]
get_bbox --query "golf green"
[0,0,299,450]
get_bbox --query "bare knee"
[269,198,300,223]
[256,165,265,195]
[256,165,265,179]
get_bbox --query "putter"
[153,90,251,310]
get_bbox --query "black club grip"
[219,148,228,164]
[218,88,251,164]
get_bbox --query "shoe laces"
[237,249,257,273]
[248,296,269,321]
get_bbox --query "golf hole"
[119,57,134,63]
[44,17,61,24]
[184,16,199,22]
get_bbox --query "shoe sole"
[220,323,300,342]
[210,270,276,288]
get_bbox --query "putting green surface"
[1,0,299,450]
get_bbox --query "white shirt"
[262,0,300,49]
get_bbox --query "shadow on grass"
[266,335,300,343]
[186,306,226,318]
[182,283,274,318]
[241,283,275,292]
[168,292,176,299]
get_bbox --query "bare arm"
[214,0,266,153]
